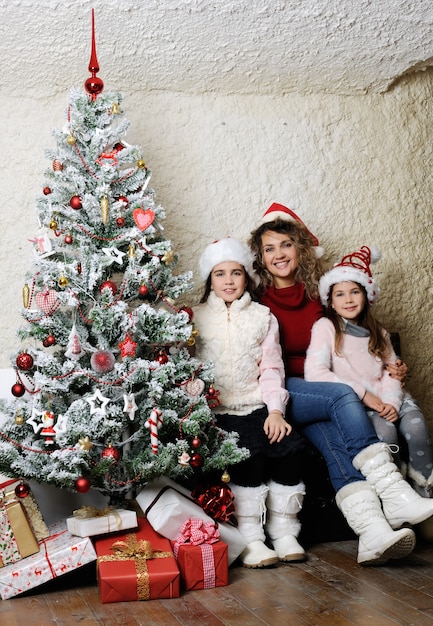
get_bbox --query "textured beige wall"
[0,71,432,422]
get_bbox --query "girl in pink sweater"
[305,245,433,498]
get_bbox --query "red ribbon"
[191,485,237,524]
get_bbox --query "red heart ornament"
[35,289,59,315]
[133,208,155,231]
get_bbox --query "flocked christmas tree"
[0,12,248,502]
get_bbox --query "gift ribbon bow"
[97,534,173,600]
[191,484,237,524]
[173,517,220,589]
[72,505,123,532]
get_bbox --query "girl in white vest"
[193,237,308,568]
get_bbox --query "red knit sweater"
[260,282,323,377]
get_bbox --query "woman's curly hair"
[248,218,324,300]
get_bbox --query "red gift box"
[95,518,180,603]
[173,518,228,591]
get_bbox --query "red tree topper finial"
[84,9,104,100]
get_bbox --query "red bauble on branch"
[101,445,121,464]
[189,453,204,469]
[99,280,117,295]
[90,350,115,373]
[138,284,148,298]
[43,187,52,195]
[69,195,82,210]
[75,477,91,493]
[11,383,25,397]
[16,352,34,371]
[42,334,56,347]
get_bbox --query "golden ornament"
[137,159,146,169]
[221,470,231,483]
[128,243,136,258]
[15,411,24,425]
[49,219,58,230]
[22,283,30,308]
[78,436,94,451]
[162,250,175,265]
[111,102,121,115]
[100,195,109,224]
[186,336,196,347]
[191,328,199,338]
[66,133,77,145]
[58,275,68,288]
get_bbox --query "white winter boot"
[353,442,433,529]
[230,483,279,568]
[265,480,307,562]
[336,481,416,565]
[407,466,433,499]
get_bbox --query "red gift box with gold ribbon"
[95,518,180,603]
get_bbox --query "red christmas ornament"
[157,351,169,365]
[52,159,63,171]
[116,216,125,227]
[11,383,25,397]
[207,387,216,396]
[64,234,73,245]
[84,10,104,100]
[77,263,82,274]
[16,352,34,371]
[101,445,121,463]
[99,280,117,295]
[189,453,204,468]
[15,482,31,498]
[181,306,194,322]
[75,477,91,493]
[43,187,52,195]
[117,196,128,206]
[69,195,82,210]
[90,350,115,373]
[138,284,148,297]
[43,334,56,347]
[191,437,201,449]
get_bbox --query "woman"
[248,203,433,565]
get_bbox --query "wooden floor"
[2,536,433,626]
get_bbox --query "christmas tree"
[0,12,248,502]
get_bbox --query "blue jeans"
[287,378,379,491]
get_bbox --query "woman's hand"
[264,410,292,443]
[385,359,407,386]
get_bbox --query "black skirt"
[215,407,307,459]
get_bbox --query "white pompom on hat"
[319,245,381,306]
[199,237,256,281]
[260,203,324,258]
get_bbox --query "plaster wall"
[0,72,432,422]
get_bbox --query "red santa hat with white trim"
[261,203,324,258]
[319,245,381,306]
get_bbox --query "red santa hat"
[319,245,381,305]
[199,237,256,281]
[261,203,324,258]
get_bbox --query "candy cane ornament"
[145,409,163,454]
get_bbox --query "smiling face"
[331,281,366,323]
[260,230,299,288]
[211,261,247,305]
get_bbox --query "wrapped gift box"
[95,517,180,603]
[0,493,39,568]
[0,519,97,599]
[135,477,246,565]
[172,518,228,591]
[1,479,49,541]
[67,506,137,537]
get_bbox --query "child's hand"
[379,404,399,422]
[363,391,385,413]
[264,411,292,443]
[385,359,407,386]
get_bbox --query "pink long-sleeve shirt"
[304,317,404,412]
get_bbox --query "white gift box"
[66,507,138,537]
[135,477,246,565]
[0,519,97,600]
